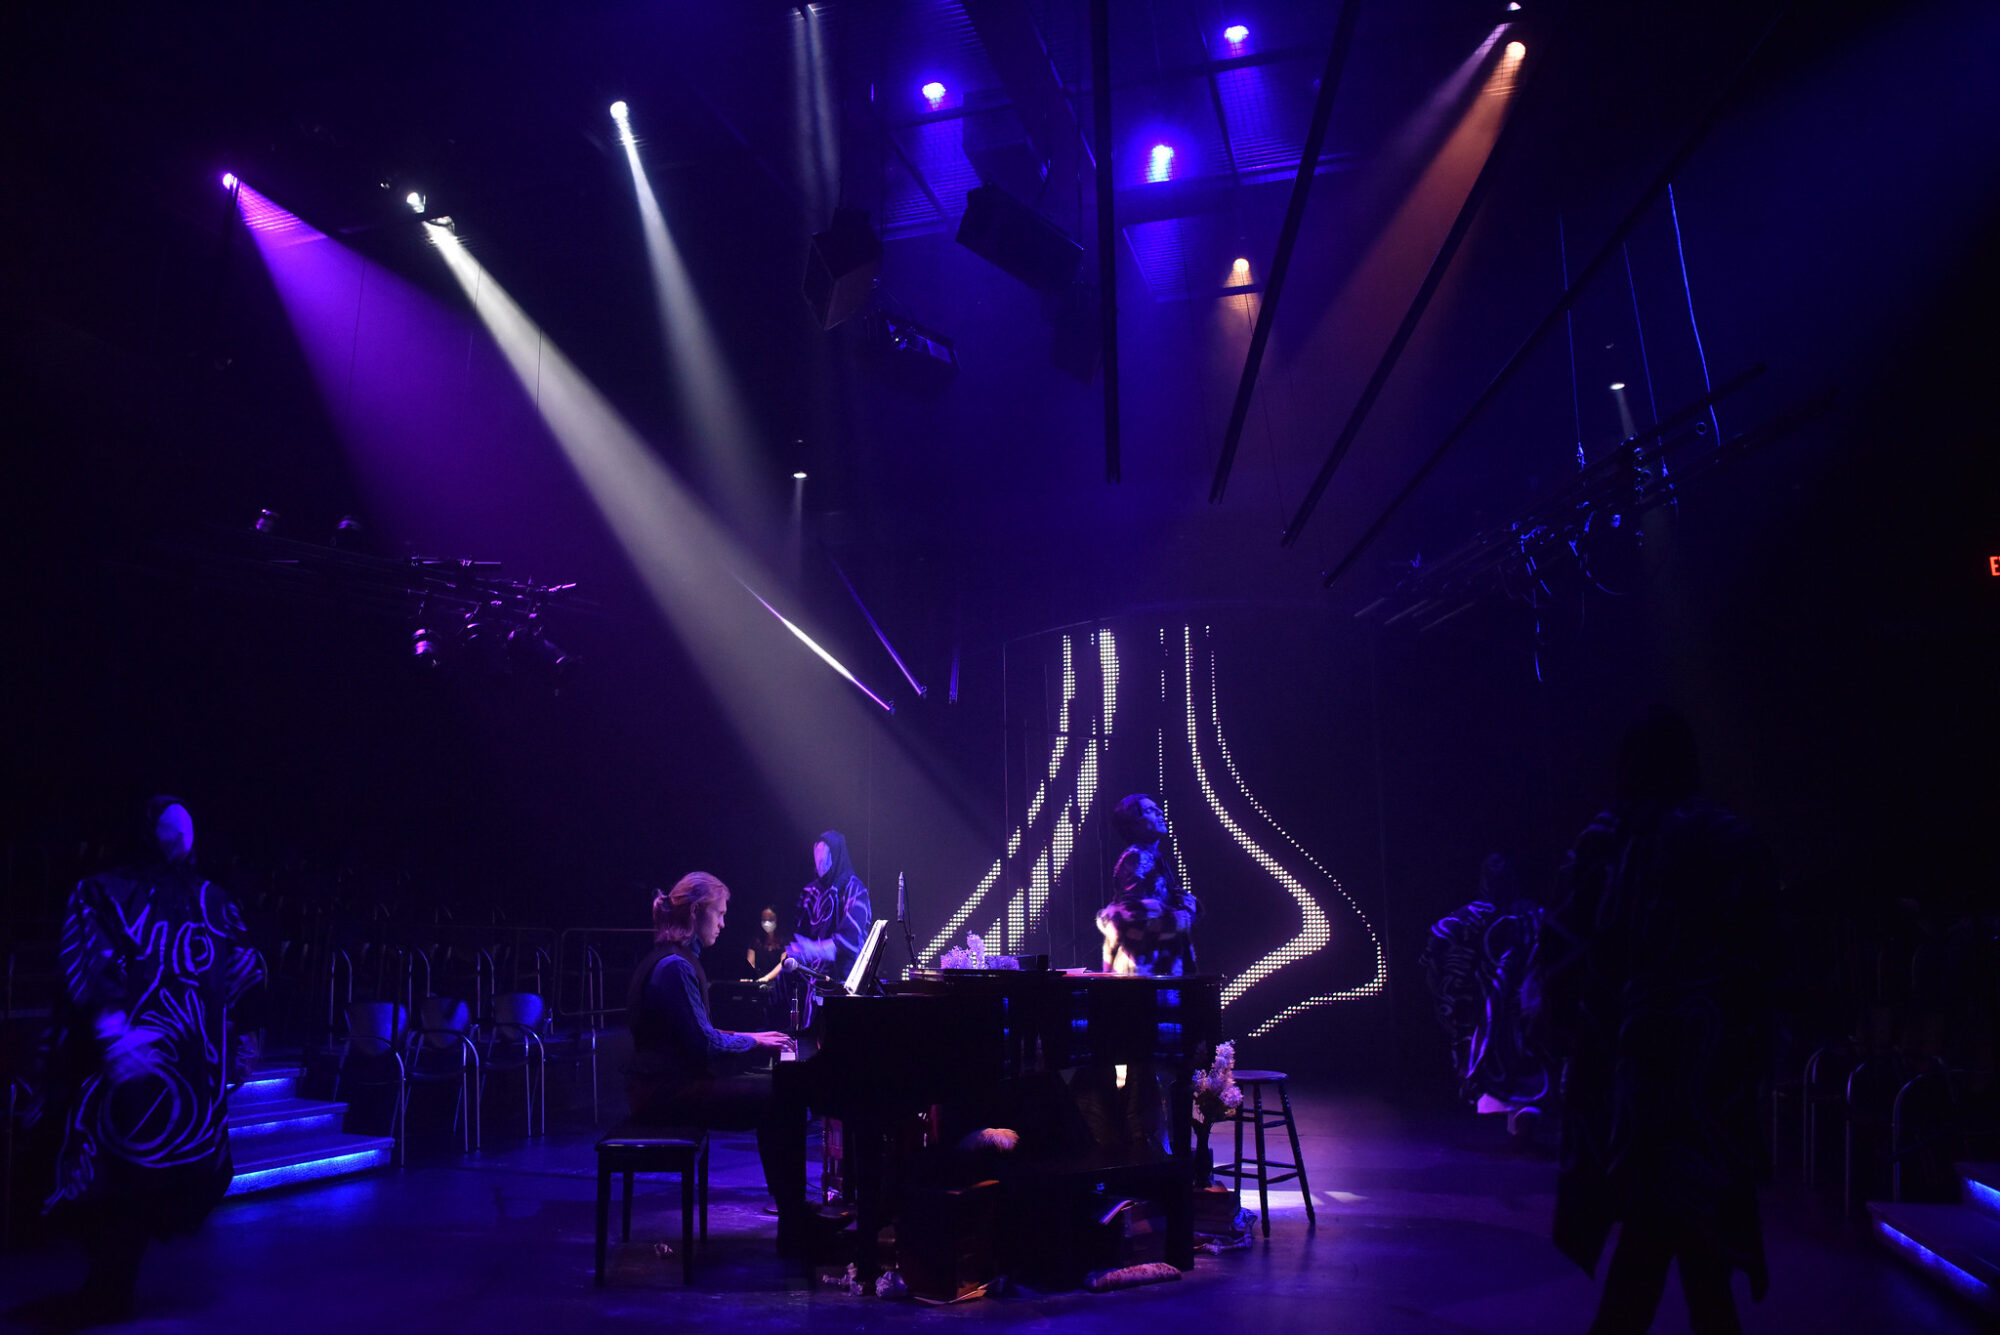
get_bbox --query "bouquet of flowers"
[1192,1039,1243,1128]
[938,933,1021,971]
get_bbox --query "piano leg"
[1166,1069,1196,1271]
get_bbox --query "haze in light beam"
[614,111,768,531]
[421,222,939,838]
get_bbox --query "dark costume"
[26,798,264,1316]
[1085,797,1199,1148]
[783,831,871,1027]
[626,938,805,1214]
[1100,842,1199,976]
[1528,777,1777,1333]
[797,830,871,978]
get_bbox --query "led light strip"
[922,634,1102,961]
[1099,630,1119,735]
[1181,627,1328,1010]
[1204,637,1387,1033]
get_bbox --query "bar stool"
[595,1123,709,1284]
[1213,1070,1314,1236]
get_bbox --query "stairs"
[224,1067,394,1197]
[1867,1163,2000,1316]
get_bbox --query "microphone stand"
[898,871,920,974]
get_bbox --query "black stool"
[1213,1070,1314,1236]
[595,1123,709,1284]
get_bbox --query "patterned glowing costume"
[33,803,264,1232]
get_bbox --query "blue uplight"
[1223,24,1249,45]
[1876,1221,1991,1308]
[225,1147,391,1197]
[1147,143,1177,183]
[921,81,947,108]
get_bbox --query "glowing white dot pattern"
[1190,627,1387,1034]
[923,859,1002,963]
[1181,625,1330,1011]
[918,623,1380,1034]
[1099,630,1119,736]
[920,633,1105,964]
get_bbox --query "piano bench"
[595,1124,710,1285]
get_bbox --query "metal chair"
[1212,1070,1315,1236]
[595,1124,709,1285]
[404,996,481,1153]
[333,1001,407,1164]
[477,991,546,1137]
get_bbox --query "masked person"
[747,906,788,984]
[26,796,265,1325]
[781,831,871,1027]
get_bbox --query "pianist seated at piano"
[625,872,842,1255]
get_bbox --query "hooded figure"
[1525,710,1777,1334]
[26,796,265,1323]
[783,831,871,1026]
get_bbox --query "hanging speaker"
[803,208,883,330]
[956,185,1083,293]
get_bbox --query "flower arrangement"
[938,933,1021,970]
[1192,1039,1243,1127]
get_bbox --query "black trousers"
[1589,1215,1741,1335]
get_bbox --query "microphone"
[781,955,823,980]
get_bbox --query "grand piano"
[774,968,1224,1288]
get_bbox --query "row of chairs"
[262,937,606,1055]
[333,991,598,1162]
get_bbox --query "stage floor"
[1,1081,1978,1332]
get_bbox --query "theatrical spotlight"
[861,309,959,389]
[411,625,445,668]
[507,621,575,685]
[253,508,280,534]
[1580,506,1644,595]
[405,191,426,214]
[609,100,629,120]
[220,172,239,191]
[1223,24,1249,45]
[1506,40,1527,59]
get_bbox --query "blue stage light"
[1147,143,1176,182]
[1224,24,1249,44]
[921,81,946,107]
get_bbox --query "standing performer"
[1526,710,1778,1335]
[26,796,265,1325]
[1097,794,1200,976]
[783,831,871,1026]
[1085,794,1200,1150]
[746,906,789,984]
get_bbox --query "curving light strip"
[923,633,1107,960]
[1182,626,1329,1010]
[1198,632,1387,1034]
